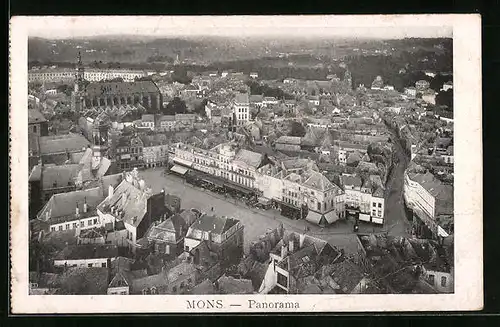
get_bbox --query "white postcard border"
[10,14,483,313]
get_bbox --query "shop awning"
[359,213,371,222]
[323,211,338,224]
[224,182,254,194]
[170,165,188,175]
[306,211,322,224]
[173,157,193,167]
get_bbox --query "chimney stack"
[83,197,88,213]
[108,185,114,199]
[75,202,80,216]
[281,244,288,259]
[299,233,305,249]
[289,239,294,253]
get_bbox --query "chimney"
[108,185,114,199]
[299,233,305,249]
[75,202,80,216]
[289,239,294,253]
[281,244,288,259]
[83,197,88,213]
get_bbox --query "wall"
[49,215,100,232]
[54,257,109,268]
[424,269,454,293]
[107,286,129,295]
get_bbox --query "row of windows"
[371,209,383,217]
[428,274,448,287]
[372,202,383,208]
[50,218,98,232]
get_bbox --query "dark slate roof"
[216,275,254,294]
[86,81,160,97]
[39,134,90,155]
[28,108,47,124]
[56,267,109,295]
[53,244,118,261]
[188,214,239,236]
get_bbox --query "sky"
[24,16,454,40]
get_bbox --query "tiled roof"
[321,259,364,294]
[341,175,363,188]
[130,272,168,294]
[142,114,155,122]
[148,215,186,243]
[188,214,239,236]
[57,267,109,295]
[166,262,198,283]
[97,178,153,228]
[38,187,104,221]
[28,108,47,124]
[39,164,82,189]
[86,81,159,97]
[233,149,263,169]
[54,244,118,261]
[275,136,302,145]
[302,170,335,191]
[216,275,254,294]
[191,279,216,294]
[39,134,90,155]
[234,93,250,104]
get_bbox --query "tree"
[164,97,187,115]
[194,99,208,116]
[289,121,306,137]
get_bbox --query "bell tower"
[72,51,86,111]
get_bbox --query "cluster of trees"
[347,50,452,92]
[161,97,188,115]
[246,80,294,99]
[146,55,174,64]
[289,121,307,137]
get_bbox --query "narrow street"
[381,123,412,237]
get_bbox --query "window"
[81,221,85,227]
[102,263,106,268]
[94,218,98,224]
[73,222,77,229]
[428,274,435,285]
[185,246,189,252]
[373,202,377,207]
[277,273,288,288]
[88,220,93,226]
[372,210,376,216]
[317,202,321,211]
[441,276,447,287]
[51,227,55,232]
[65,224,70,230]
[378,203,382,208]
[88,263,93,268]
[58,226,62,231]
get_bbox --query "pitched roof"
[54,244,118,261]
[302,171,335,192]
[341,175,363,188]
[147,215,186,243]
[191,279,216,294]
[28,108,47,124]
[233,149,263,169]
[40,164,81,189]
[188,214,239,236]
[86,81,159,97]
[130,272,168,294]
[321,259,365,294]
[234,93,249,104]
[39,134,90,155]
[57,267,109,295]
[275,136,302,145]
[166,262,198,283]
[38,187,104,222]
[216,275,254,294]
[97,179,152,228]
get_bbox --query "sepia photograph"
[10,15,482,313]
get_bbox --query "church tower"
[72,51,86,111]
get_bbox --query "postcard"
[10,14,482,313]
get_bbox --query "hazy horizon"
[23,16,453,40]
